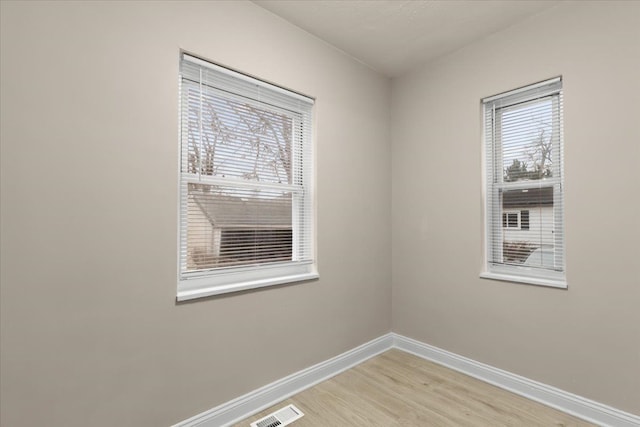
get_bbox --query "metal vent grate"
[250,404,304,427]
[255,416,280,427]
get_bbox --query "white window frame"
[502,210,521,229]
[480,77,566,289]
[177,53,318,301]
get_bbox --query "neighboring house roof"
[503,186,553,208]
[192,189,292,228]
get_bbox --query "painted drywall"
[391,0,640,415]
[0,1,391,426]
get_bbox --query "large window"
[482,77,565,288]
[178,53,317,300]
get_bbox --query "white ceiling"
[253,0,561,77]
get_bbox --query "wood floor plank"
[234,349,594,427]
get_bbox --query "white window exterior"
[178,53,317,300]
[481,77,566,288]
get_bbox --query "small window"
[481,77,566,288]
[178,53,317,300]
[520,210,530,230]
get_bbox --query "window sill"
[177,270,319,301]
[479,272,567,289]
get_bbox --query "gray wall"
[0,2,391,426]
[391,1,640,415]
[3,1,639,426]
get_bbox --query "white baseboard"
[392,333,640,427]
[175,333,640,427]
[173,334,394,427]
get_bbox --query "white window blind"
[178,53,317,300]
[482,77,566,287]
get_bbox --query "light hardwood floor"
[235,349,594,426]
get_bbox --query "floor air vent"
[250,404,304,427]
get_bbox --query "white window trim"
[178,262,318,301]
[177,53,318,301]
[479,272,566,289]
[481,77,567,289]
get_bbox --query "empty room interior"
[1,1,639,426]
